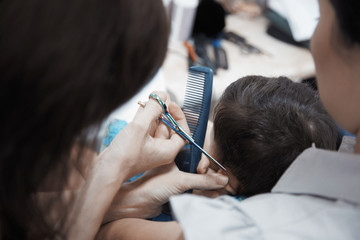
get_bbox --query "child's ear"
[224,183,237,195]
[217,169,237,195]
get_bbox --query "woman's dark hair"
[329,0,360,45]
[213,76,338,196]
[0,0,169,238]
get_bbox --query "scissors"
[149,93,227,173]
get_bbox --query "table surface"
[162,14,315,108]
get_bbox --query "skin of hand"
[97,218,183,240]
[101,97,229,223]
[194,122,237,198]
[65,91,194,239]
[103,161,229,223]
[195,154,236,198]
[99,91,188,182]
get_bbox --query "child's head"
[212,76,338,196]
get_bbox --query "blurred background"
[162,0,318,107]
[103,0,319,137]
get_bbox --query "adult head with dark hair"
[312,0,360,138]
[0,0,230,237]
[212,76,338,196]
[328,0,360,46]
[0,0,172,238]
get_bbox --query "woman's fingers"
[192,188,228,198]
[196,122,216,174]
[133,91,169,128]
[150,100,189,161]
[197,155,211,174]
[106,91,193,179]
[167,102,191,134]
[178,171,229,192]
[154,120,170,139]
[144,138,184,165]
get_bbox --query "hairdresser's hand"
[99,91,187,182]
[194,122,237,197]
[194,157,233,198]
[103,162,229,223]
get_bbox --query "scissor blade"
[159,116,227,173]
[190,140,227,173]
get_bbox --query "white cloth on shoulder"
[170,146,360,240]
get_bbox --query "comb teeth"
[183,73,205,135]
[179,66,213,173]
[183,67,213,137]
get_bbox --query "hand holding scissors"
[148,93,227,173]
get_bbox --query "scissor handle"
[149,93,167,113]
[149,93,178,127]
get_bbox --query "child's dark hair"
[213,76,338,196]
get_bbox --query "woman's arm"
[64,92,188,239]
[96,219,183,240]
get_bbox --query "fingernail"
[217,175,229,185]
